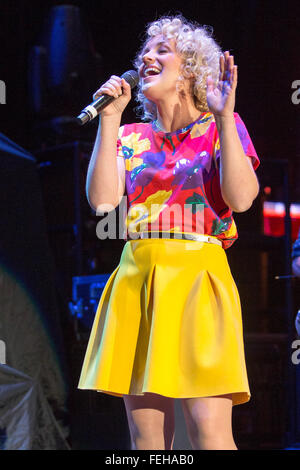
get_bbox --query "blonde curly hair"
[134,14,223,121]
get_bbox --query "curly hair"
[133,14,223,121]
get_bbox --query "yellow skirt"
[78,238,250,406]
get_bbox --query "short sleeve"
[213,113,260,171]
[234,113,260,170]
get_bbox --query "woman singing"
[78,15,260,450]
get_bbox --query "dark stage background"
[0,0,299,450]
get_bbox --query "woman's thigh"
[181,394,236,450]
[123,392,175,450]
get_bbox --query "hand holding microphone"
[76,70,139,125]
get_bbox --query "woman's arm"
[206,52,259,212]
[86,76,131,212]
[87,114,124,212]
[214,113,259,212]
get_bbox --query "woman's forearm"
[86,113,122,211]
[215,114,259,212]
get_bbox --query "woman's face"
[138,35,184,103]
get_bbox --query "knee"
[129,425,165,450]
[186,417,213,448]
[186,418,236,450]
[124,394,175,450]
[188,427,236,450]
[128,417,174,450]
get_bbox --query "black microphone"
[76,70,139,126]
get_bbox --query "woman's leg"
[123,392,175,450]
[181,394,237,450]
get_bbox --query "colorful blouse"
[117,112,259,249]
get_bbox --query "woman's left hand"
[206,51,237,117]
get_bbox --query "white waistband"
[131,232,223,247]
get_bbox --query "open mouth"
[143,67,162,78]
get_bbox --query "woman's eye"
[159,49,168,54]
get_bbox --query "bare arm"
[86,114,125,212]
[86,76,131,212]
[206,51,259,213]
[215,114,259,212]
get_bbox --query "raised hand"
[206,51,237,117]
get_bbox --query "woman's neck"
[155,96,201,133]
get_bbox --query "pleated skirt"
[78,238,250,406]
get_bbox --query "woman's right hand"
[93,75,132,117]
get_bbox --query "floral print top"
[117,112,259,249]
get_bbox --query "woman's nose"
[143,52,155,64]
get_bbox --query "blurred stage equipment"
[28,5,102,146]
[0,133,69,449]
[69,274,110,338]
[0,364,69,450]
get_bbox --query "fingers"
[220,51,238,86]
[219,54,225,82]
[232,65,238,88]
[121,78,132,96]
[93,75,124,100]
[206,75,214,93]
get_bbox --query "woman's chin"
[141,84,161,103]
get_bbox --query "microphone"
[75,70,139,126]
